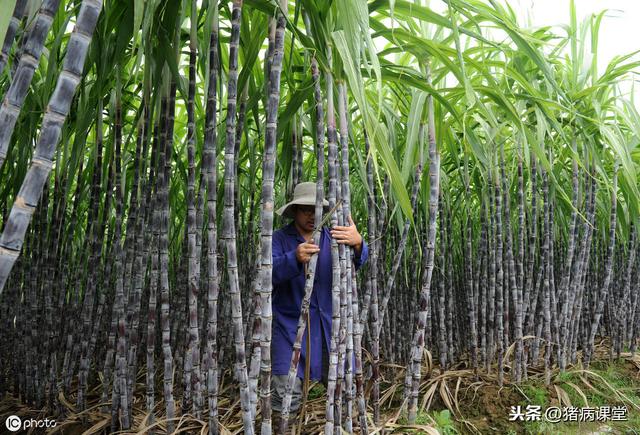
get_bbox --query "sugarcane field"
[2,0,640,433]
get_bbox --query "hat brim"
[276,198,330,219]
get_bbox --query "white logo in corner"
[5,415,21,432]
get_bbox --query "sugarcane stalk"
[584,164,619,367]
[203,4,220,433]
[185,0,202,416]
[280,55,325,435]
[407,84,440,420]
[0,0,27,77]
[338,81,358,434]
[364,131,379,428]
[0,0,63,171]
[256,1,287,432]
[221,1,253,431]
[324,44,343,435]
[0,0,103,293]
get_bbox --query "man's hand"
[296,241,320,264]
[330,215,363,254]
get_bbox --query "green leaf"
[0,0,17,54]
[333,29,413,223]
[401,90,425,183]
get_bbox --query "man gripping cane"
[270,182,368,431]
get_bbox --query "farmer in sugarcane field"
[271,181,369,427]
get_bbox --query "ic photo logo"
[5,415,21,432]
[4,415,57,432]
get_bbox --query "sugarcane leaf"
[401,90,426,184]
[0,0,17,50]
[333,29,413,222]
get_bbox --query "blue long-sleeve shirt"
[271,222,369,380]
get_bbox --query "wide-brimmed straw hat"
[276,182,329,219]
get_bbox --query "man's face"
[294,205,315,233]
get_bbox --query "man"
[271,181,368,430]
